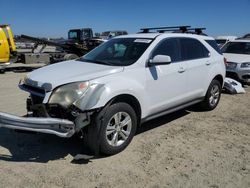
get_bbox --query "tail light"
[223,57,227,65]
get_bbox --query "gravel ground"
[0,71,249,188]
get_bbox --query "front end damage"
[0,112,75,137]
[0,80,104,138]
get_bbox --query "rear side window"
[180,38,210,60]
[151,38,181,62]
[205,40,222,54]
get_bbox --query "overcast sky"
[1,0,250,38]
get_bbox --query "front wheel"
[87,103,137,155]
[200,79,222,111]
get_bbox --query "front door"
[145,38,188,115]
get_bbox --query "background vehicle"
[0,25,17,73]
[14,28,127,64]
[0,26,225,155]
[215,36,237,48]
[16,28,105,64]
[242,33,250,39]
[99,30,128,40]
[221,38,250,84]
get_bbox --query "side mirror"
[148,55,171,66]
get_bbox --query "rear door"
[179,38,210,100]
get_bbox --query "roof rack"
[158,27,206,35]
[139,26,191,33]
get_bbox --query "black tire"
[200,79,222,111]
[0,68,5,74]
[86,102,137,155]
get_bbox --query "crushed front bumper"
[0,112,75,137]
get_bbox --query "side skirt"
[141,98,204,124]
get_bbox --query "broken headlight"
[49,82,89,107]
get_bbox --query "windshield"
[221,42,250,55]
[79,38,152,66]
[68,31,78,39]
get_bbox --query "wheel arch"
[105,94,142,126]
[213,74,224,87]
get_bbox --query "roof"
[115,32,214,40]
[215,36,237,40]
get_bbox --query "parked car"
[215,36,237,48]
[242,33,250,39]
[99,30,128,40]
[221,39,250,84]
[0,31,225,155]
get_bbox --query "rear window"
[205,40,222,54]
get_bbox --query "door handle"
[178,67,185,73]
[205,61,211,65]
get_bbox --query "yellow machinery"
[0,25,16,72]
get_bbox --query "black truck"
[16,28,105,64]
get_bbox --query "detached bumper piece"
[0,112,75,138]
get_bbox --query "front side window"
[151,38,181,62]
[180,38,209,60]
[79,38,152,66]
[221,42,250,55]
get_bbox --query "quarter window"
[151,38,181,62]
[180,38,209,60]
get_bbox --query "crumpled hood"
[26,60,124,90]
[223,53,250,63]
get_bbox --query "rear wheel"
[86,102,137,155]
[200,79,222,111]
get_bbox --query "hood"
[26,60,124,90]
[223,53,250,63]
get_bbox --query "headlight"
[241,62,250,68]
[49,82,89,107]
[226,62,237,69]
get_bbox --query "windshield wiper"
[78,58,114,66]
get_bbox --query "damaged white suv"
[0,29,225,155]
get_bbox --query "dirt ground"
[0,71,249,188]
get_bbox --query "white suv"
[221,39,250,84]
[0,29,225,155]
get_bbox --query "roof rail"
[139,26,191,33]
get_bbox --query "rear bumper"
[0,112,75,137]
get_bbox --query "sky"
[1,0,250,38]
